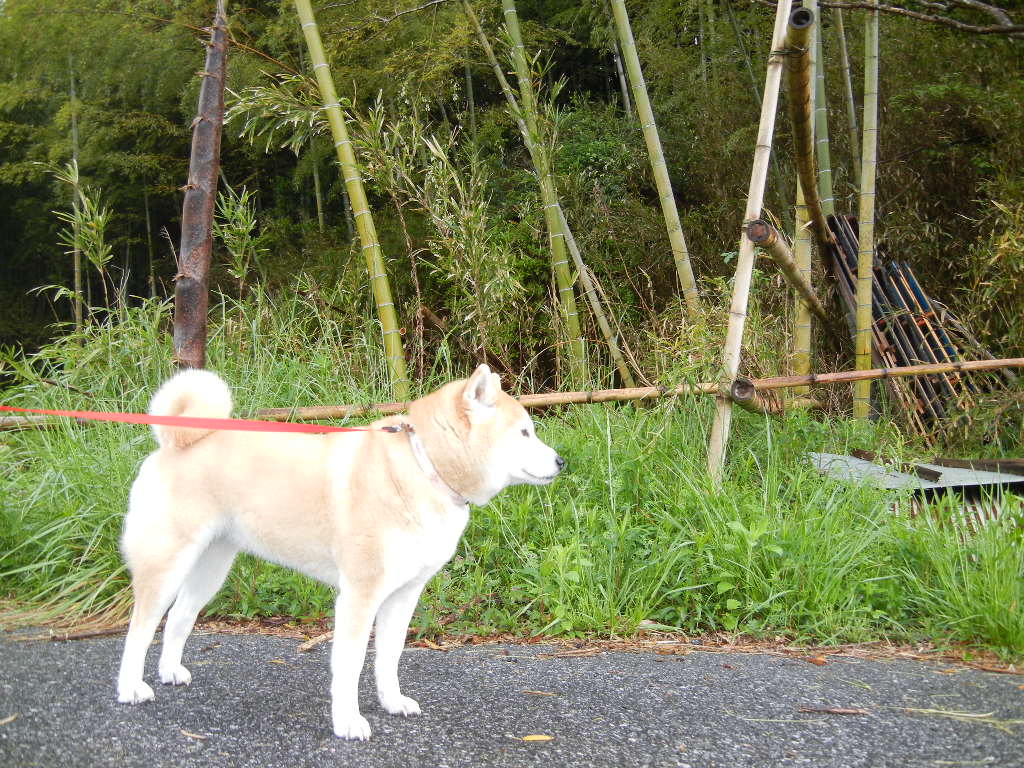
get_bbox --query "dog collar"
[398,422,469,508]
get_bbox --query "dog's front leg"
[374,579,427,717]
[330,590,377,740]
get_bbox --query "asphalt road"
[1,630,1021,768]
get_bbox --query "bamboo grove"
[1,1,1022,456]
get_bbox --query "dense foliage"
[1,0,1021,382]
[2,1,1023,652]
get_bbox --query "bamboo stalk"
[724,0,790,220]
[813,27,836,219]
[835,9,861,187]
[612,39,632,117]
[173,0,228,370]
[608,0,700,316]
[500,0,587,386]
[783,7,831,253]
[792,0,819,393]
[294,0,409,400]
[464,57,477,143]
[706,0,793,486]
[466,0,623,388]
[311,160,325,233]
[143,185,156,297]
[558,205,637,387]
[603,0,634,117]
[725,0,762,104]
[68,54,83,333]
[746,220,827,320]
[793,178,813,393]
[854,0,880,419]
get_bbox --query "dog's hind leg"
[116,533,215,704]
[158,538,237,687]
[374,578,427,717]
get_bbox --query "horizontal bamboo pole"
[753,357,1024,389]
[254,357,1024,419]
[747,219,828,321]
[5,359,1021,431]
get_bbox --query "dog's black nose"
[555,455,566,470]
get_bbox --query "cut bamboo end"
[747,220,828,321]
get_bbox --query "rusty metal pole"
[173,0,228,370]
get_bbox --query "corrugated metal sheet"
[809,452,1024,492]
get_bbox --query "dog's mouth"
[522,469,559,483]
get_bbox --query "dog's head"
[409,364,564,505]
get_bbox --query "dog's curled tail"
[149,369,233,450]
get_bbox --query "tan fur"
[115,364,563,740]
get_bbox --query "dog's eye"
[521,428,529,437]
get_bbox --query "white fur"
[115,365,562,740]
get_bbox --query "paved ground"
[1,630,1021,767]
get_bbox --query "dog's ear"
[463,363,498,413]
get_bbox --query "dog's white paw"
[159,663,192,686]
[380,693,421,717]
[117,680,155,704]
[333,713,372,741]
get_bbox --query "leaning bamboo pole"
[294,0,408,400]
[706,0,793,486]
[465,1,628,388]
[793,179,813,393]
[854,0,880,419]
[558,206,637,387]
[608,0,700,316]
[244,358,1024,423]
[782,7,831,253]
[835,9,861,187]
[603,0,633,117]
[500,0,587,386]
[173,0,228,370]
[746,220,827,321]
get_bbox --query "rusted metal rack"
[826,215,1007,441]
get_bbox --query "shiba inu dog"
[115,364,564,739]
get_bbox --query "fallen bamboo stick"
[747,219,828,321]
[5,359,1021,431]
[729,377,823,415]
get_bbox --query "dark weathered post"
[173,0,228,370]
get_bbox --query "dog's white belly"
[224,519,340,585]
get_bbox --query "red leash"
[0,404,399,434]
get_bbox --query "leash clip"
[381,422,415,434]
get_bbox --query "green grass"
[2,289,1022,659]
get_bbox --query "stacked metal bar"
[825,215,1005,441]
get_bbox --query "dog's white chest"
[410,502,470,574]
